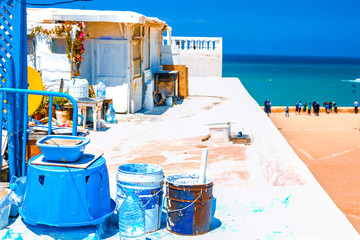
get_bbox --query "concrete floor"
[0,77,359,239]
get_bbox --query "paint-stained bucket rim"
[166,227,211,236]
[165,173,213,187]
[117,163,164,183]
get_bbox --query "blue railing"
[0,88,78,176]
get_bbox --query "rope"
[117,188,163,216]
[142,188,163,208]
[8,128,23,137]
[166,192,202,213]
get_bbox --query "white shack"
[27,8,168,113]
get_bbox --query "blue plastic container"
[118,190,146,239]
[19,154,115,227]
[36,135,90,162]
[105,104,116,124]
[96,79,106,99]
[116,163,164,233]
[165,174,213,235]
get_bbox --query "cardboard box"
[208,122,231,142]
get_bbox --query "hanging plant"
[72,22,86,77]
[30,21,86,78]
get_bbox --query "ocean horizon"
[222,54,360,107]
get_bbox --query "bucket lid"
[117,163,164,183]
[165,173,213,187]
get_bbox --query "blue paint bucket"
[165,173,214,235]
[116,163,164,233]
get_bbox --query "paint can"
[165,173,214,235]
[116,163,164,233]
[165,97,173,106]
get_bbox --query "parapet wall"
[189,77,315,186]
[189,77,359,239]
[161,37,222,78]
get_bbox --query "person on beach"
[315,102,320,116]
[264,99,269,115]
[285,105,289,117]
[307,102,312,115]
[354,100,358,114]
[333,102,338,114]
[295,102,299,113]
[268,99,272,114]
[303,102,307,113]
[323,101,328,112]
[313,100,316,114]
[264,99,268,114]
[298,101,302,114]
[325,102,329,114]
[329,101,333,113]
[264,99,271,116]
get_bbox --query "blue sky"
[33,0,360,57]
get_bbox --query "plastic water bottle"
[9,176,27,217]
[118,189,146,240]
[105,104,116,124]
[96,79,106,99]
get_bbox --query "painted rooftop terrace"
[1,77,359,239]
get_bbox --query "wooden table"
[76,98,103,132]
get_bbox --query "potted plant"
[32,100,46,120]
[41,96,55,119]
[53,96,71,124]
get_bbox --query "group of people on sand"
[264,99,271,116]
[285,100,338,117]
[321,101,338,114]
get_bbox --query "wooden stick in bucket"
[199,149,208,184]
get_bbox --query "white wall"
[79,39,93,85]
[161,37,222,78]
[150,28,162,75]
[29,35,72,91]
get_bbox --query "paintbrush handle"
[199,149,208,184]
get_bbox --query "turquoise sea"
[222,54,360,106]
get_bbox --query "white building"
[27,8,168,113]
[161,31,222,78]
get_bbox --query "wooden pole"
[70,44,74,79]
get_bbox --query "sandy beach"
[269,112,360,233]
